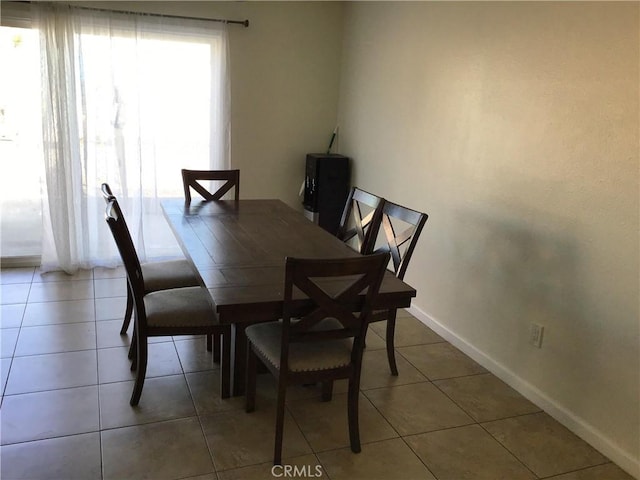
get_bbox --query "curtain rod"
[19,2,249,27]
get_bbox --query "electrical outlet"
[530,323,544,348]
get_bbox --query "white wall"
[56,1,640,475]
[76,1,345,209]
[337,2,639,476]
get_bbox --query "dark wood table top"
[162,198,416,324]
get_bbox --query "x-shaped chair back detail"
[182,169,240,205]
[281,253,389,358]
[374,201,428,280]
[336,187,384,254]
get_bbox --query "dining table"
[161,198,417,397]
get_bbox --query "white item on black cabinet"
[302,154,350,235]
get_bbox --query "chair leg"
[206,333,213,352]
[273,377,287,466]
[129,324,137,364]
[245,345,257,413]
[121,285,134,334]
[321,381,333,402]
[127,322,138,360]
[130,333,148,406]
[347,376,361,453]
[385,310,399,376]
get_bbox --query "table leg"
[231,323,248,396]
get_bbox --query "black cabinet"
[302,153,350,235]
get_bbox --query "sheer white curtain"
[34,3,230,272]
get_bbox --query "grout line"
[0,273,629,479]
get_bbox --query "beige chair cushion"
[142,259,199,292]
[144,286,218,328]
[246,319,353,373]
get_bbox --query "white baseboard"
[408,305,640,480]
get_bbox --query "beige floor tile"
[101,417,214,480]
[280,379,347,401]
[1,385,99,445]
[200,404,312,470]
[95,296,127,321]
[405,424,536,480]
[94,277,128,298]
[287,392,398,452]
[98,342,183,383]
[360,348,427,390]
[1,283,30,305]
[0,432,101,480]
[175,338,217,373]
[93,265,126,280]
[318,437,436,480]
[186,370,245,415]
[250,373,349,404]
[396,308,414,318]
[96,319,131,349]
[97,346,136,384]
[1,357,11,393]
[99,375,196,429]
[398,342,487,380]
[546,463,636,480]
[482,412,608,477]
[364,327,386,350]
[15,322,96,356]
[22,299,95,326]
[0,267,35,285]
[370,315,444,347]
[144,341,184,375]
[218,454,325,480]
[1,328,19,358]
[365,382,473,436]
[433,373,541,422]
[96,319,172,350]
[33,268,93,283]
[6,350,97,394]
[182,474,218,480]
[0,267,630,480]
[1,304,25,328]
[27,280,94,302]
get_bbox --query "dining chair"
[101,185,219,357]
[105,197,231,404]
[369,200,428,375]
[245,252,390,465]
[336,187,384,254]
[181,169,240,205]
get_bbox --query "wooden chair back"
[104,198,146,313]
[181,169,240,205]
[336,187,384,254]
[101,183,115,202]
[280,252,390,370]
[373,201,428,280]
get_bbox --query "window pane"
[0,26,43,258]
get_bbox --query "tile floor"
[0,266,634,480]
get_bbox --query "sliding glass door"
[0,26,44,261]
[1,12,229,268]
